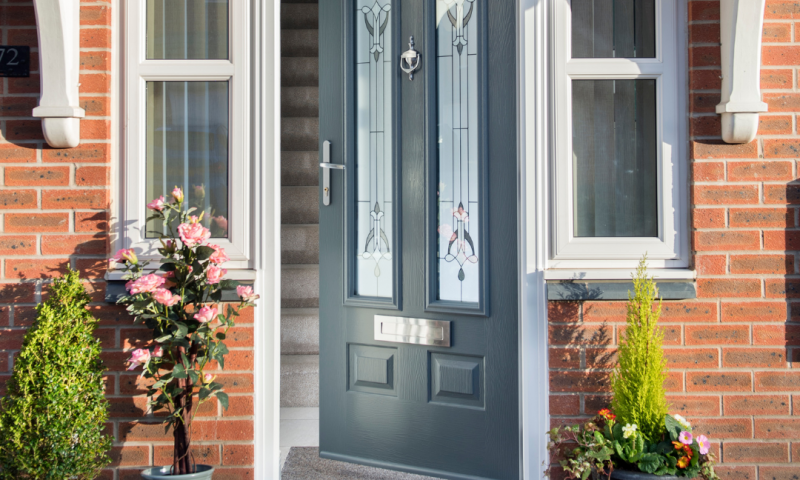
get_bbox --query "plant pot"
[611,471,678,480]
[140,465,214,479]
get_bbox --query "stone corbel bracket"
[32,0,85,148]
[716,0,769,144]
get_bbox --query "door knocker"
[400,36,421,80]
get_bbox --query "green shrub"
[0,269,111,479]
[610,257,669,441]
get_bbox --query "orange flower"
[672,441,684,450]
[677,456,690,469]
[598,409,616,421]
[683,445,693,458]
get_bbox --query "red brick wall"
[0,2,255,478]
[549,2,800,478]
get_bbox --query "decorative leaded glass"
[436,0,479,303]
[355,0,393,298]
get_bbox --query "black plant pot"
[611,470,679,480]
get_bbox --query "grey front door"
[318,1,518,478]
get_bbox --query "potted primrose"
[112,187,258,478]
[545,258,720,480]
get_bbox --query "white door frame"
[519,0,551,478]
[253,0,282,478]
[254,0,553,478]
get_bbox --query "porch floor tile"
[281,447,442,480]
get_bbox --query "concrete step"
[282,87,319,118]
[282,58,318,87]
[282,30,318,58]
[282,117,319,152]
[281,151,318,187]
[281,4,317,29]
[281,354,319,407]
[281,309,320,355]
[281,265,319,308]
[282,225,319,264]
[281,186,318,225]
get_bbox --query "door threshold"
[318,451,500,480]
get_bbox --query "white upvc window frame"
[550,0,688,272]
[123,1,252,269]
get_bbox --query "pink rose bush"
[113,186,258,475]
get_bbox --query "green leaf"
[219,279,240,290]
[160,262,177,272]
[210,288,222,302]
[637,453,661,474]
[173,365,187,379]
[216,392,229,410]
[195,246,216,261]
[216,332,227,340]
[199,387,211,400]
[664,415,683,441]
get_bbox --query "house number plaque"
[0,46,30,77]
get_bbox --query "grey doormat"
[281,447,442,480]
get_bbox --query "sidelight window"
[551,0,687,270]
[124,1,251,267]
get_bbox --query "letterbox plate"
[374,315,451,347]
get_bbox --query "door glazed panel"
[355,0,395,298]
[432,0,486,309]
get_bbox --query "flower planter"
[140,465,214,479]
[611,470,679,480]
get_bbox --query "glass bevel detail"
[436,0,480,303]
[355,0,393,298]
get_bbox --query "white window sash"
[550,0,687,270]
[124,1,252,269]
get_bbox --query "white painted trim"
[716,0,768,144]
[123,1,252,267]
[519,0,550,478]
[31,0,85,148]
[252,0,282,477]
[550,0,688,270]
[544,268,696,281]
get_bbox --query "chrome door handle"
[320,140,344,206]
[400,36,421,80]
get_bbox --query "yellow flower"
[677,456,689,469]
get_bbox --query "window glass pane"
[436,0,479,303]
[355,0,393,298]
[571,0,655,58]
[147,0,229,60]
[146,81,229,239]
[572,79,657,237]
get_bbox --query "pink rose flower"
[204,373,214,383]
[147,195,166,211]
[696,435,709,455]
[237,285,259,302]
[171,186,184,203]
[193,184,205,198]
[111,248,138,265]
[208,244,229,264]
[213,216,228,232]
[153,288,180,307]
[194,306,217,324]
[127,274,166,294]
[127,348,151,371]
[679,431,693,445]
[178,222,211,247]
[152,346,164,358]
[206,265,227,284]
